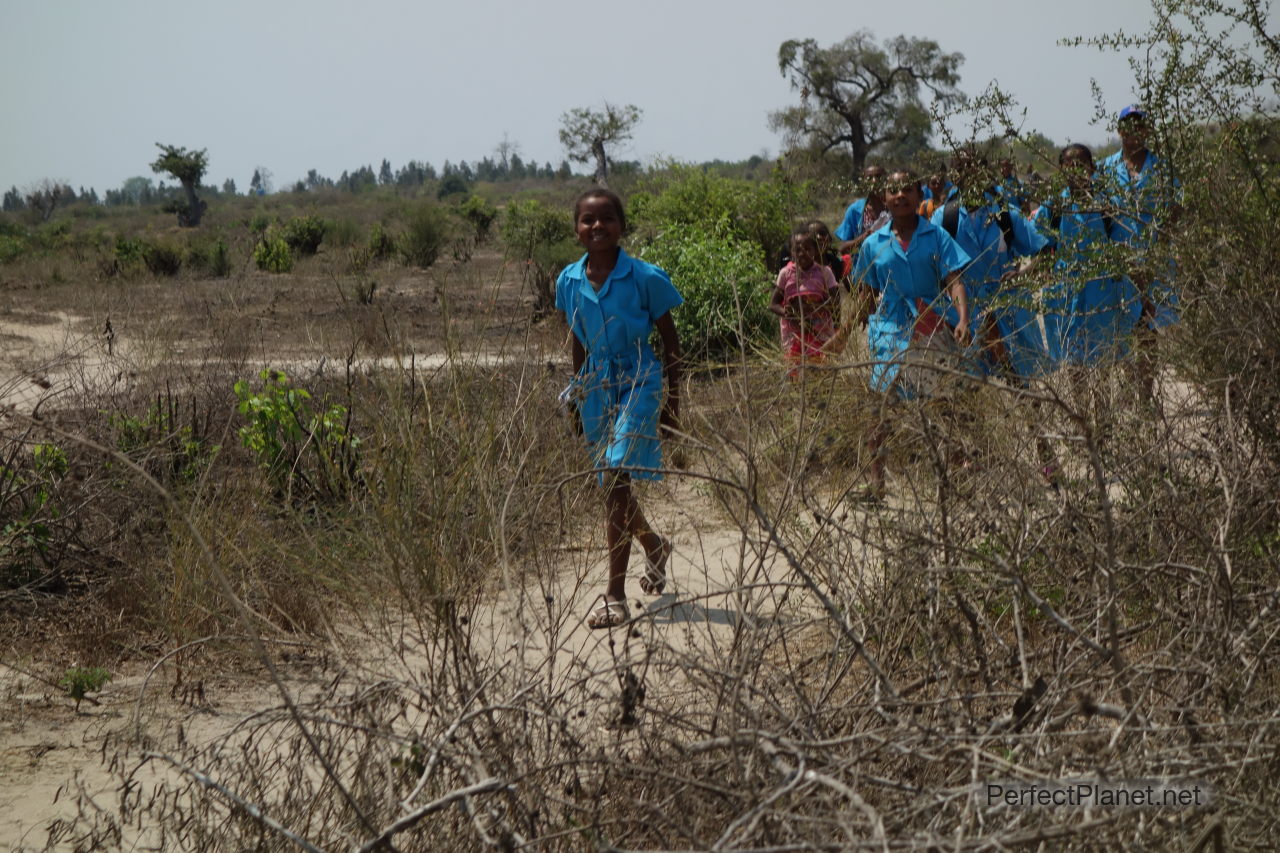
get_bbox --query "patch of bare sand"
[0,470,825,848]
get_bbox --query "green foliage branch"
[234,369,361,503]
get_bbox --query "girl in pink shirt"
[771,230,841,371]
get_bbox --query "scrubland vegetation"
[3,2,1280,849]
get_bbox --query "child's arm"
[654,311,682,437]
[563,313,586,376]
[770,284,787,318]
[822,266,841,311]
[770,269,788,318]
[945,271,970,344]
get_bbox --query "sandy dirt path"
[0,470,802,849]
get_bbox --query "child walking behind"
[772,229,842,372]
[853,170,972,498]
[556,189,683,629]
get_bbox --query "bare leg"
[603,474,664,603]
[1131,322,1157,407]
[866,411,889,498]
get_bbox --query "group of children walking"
[557,105,1178,628]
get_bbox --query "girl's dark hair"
[886,169,921,192]
[574,188,627,232]
[805,220,832,240]
[1058,143,1094,166]
[791,229,819,251]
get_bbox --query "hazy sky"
[2,0,1167,194]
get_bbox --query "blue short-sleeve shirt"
[1099,149,1180,249]
[834,198,869,242]
[555,249,683,479]
[931,200,1048,299]
[852,216,972,394]
[556,249,682,360]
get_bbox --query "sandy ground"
[0,471,796,849]
[2,298,800,846]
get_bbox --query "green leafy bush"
[636,220,772,365]
[143,241,183,277]
[501,198,578,314]
[233,369,361,501]
[436,173,469,200]
[280,215,328,256]
[459,195,499,242]
[1,443,67,589]
[632,163,809,262]
[254,235,294,273]
[109,402,220,485]
[0,234,25,263]
[326,217,362,248]
[368,223,396,261]
[208,238,232,277]
[400,204,451,269]
[59,666,110,711]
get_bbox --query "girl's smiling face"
[575,195,623,253]
[1061,150,1095,193]
[792,237,818,270]
[884,173,921,218]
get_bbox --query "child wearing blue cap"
[1099,105,1182,399]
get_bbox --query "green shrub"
[400,204,450,269]
[209,238,232,277]
[460,194,499,242]
[109,403,220,485]
[280,215,327,256]
[233,369,360,501]
[501,198,578,313]
[632,163,809,263]
[326,217,363,248]
[636,220,772,365]
[59,666,110,711]
[143,241,183,277]
[254,235,294,273]
[0,234,25,263]
[368,223,395,261]
[1,443,67,589]
[436,173,469,200]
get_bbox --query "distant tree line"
[2,150,586,217]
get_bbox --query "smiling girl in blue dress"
[852,169,972,498]
[556,189,683,629]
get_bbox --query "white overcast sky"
[2,0,1178,193]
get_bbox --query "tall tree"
[151,143,209,226]
[771,31,964,170]
[558,102,642,185]
[24,179,70,222]
[379,158,393,185]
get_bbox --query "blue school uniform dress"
[1099,149,1180,329]
[852,216,972,398]
[931,198,1050,379]
[834,198,869,242]
[997,176,1027,212]
[556,249,683,481]
[1033,192,1142,367]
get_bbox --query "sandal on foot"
[1040,464,1062,489]
[854,485,886,505]
[586,597,630,630]
[639,538,671,595]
